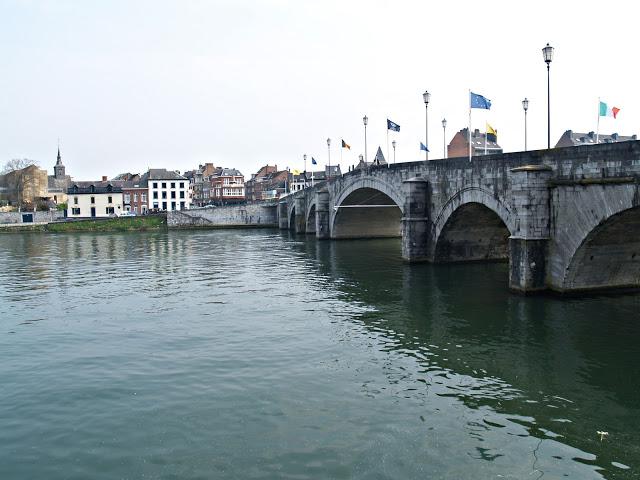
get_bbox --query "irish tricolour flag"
[599,101,620,118]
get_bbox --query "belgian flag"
[341,139,351,150]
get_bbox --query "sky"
[1,0,639,180]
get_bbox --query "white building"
[141,169,191,211]
[67,182,124,218]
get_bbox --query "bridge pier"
[315,189,330,239]
[508,165,552,293]
[294,197,306,234]
[278,202,288,230]
[402,177,430,262]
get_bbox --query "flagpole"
[596,98,600,144]
[386,129,389,166]
[484,122,488,155]
[468,90,472,161]
[341,139,343,168]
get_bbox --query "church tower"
[54,146,66,180]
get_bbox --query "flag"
[420,142,429,152]
[311,157,317,165]
[387,119,401,132]
[342,139,351,150]
[292,169,301,175]
[599,101,620,118]
[486,123,497,142]
[470,92,491,109]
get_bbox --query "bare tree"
[1,158,38,174]
[1,159,41,208]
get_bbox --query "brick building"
[448,128,502,158]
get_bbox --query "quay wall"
[0,210,64,224]
[167,203,278,228]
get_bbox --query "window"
[108,196,113,204]
[153,191,158,199]
[171,182,175,189]
[153,182,158,188]
[179,191,185,199]
[162,191,167,199]
[180,202,185,210]
[134,206,138,213]
[133,193,138,202]
[124,194,130,203]
[74,197,78,205]
[162,182,167,189]
[171,191,176,199]
[162,202,167,210]
[171,202,176,211]
[224,178,230,185]
[72,207,80,215]
[141,193,147,202]
[90,196,95,204]
[153,202,159,209]
[180,182,184,188]
[106,207,115,214]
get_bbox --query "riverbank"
[0,215,166,233]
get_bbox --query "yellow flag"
[292,169,301,175]
[486,123,497,136]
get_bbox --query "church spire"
[56,138,62,166]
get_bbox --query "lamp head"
[542,43,554,64]
[423,90,430,105]
[392,140,396,148]
[442,118,447,128]
[327,138,331,147]
[522,98,529,111]
[363,115,368,126]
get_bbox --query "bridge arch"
[331,177,405,239]
[561,204,640,292]
[432,187,515,262]
[288,205,296,230]
[306,202,317,234]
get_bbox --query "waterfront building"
[67,181,124,218]
[141,169,191,211]
[555,130,637,148]
[211,168,244,204]
[448,128,503,158]
[245,165,278,202]
[121,180,148,215]
[185,163,217,207]
[2,164,50,208]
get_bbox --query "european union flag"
[420,142,429,152]
[470,92,491,110]
[311,157,317,165]
[387,119,400,132]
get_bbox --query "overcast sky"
[1,0,638,180]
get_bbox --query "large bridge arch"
[432,187,515,262]
[331,177,405,239]
[560,204,640,292]
[306,202,317,234]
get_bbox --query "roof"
[67,181,123,194]
[141,168,187,181]
[373,146,387,165]
[215,168,243,177]
[555,130,637,147]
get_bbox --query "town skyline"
[2,0,639,179]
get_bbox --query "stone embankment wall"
[167,204,278,228]
[0,210,64,224]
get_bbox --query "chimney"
[102,175,107,181]
[612,133,619,141]
[588,131,595,139]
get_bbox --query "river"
[0,230,638,479]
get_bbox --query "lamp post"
[303,154,307,187]
[423,91,430,160]
[522,98,529,151]
[392,140,396,164]
[542,43,554,149]
[327,138,331,179]
[442,118,447,159]
[363,115,368,170]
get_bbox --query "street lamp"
[363,115,368,170]
[542,43,554,149]
[522,98,529,151]
[392,140,396,164]
[303,154,307,187]
[442,118,447,159]
[327,138,331,179]
[423,91,430,160]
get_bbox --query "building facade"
[555,130,637,148]
[67,182,124,218]
[142,169,191,211]
[448,128,503,158]
[211,168,244,204]
[122,182,148,214]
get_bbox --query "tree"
[1,158,38,174]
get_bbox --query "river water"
[0,230,638,479]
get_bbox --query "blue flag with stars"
[311,157,317,165]
[470,92,491,109]
[420,142,429,152]
[387,119,400,132]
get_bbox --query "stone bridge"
[279,142,640,294]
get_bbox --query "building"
[122,180,148,215]
[2,164,50,208]
[354,148,387,170]
[210,168,244,204]
[67,181,124,218]
[141,169,190,211]
[47,147,72,205]
[245,165,278,202]
[290,165,342,190]
[555,130,637,148]
[185,163,218,207]
[448,128,503,158]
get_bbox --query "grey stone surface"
[0,211,64,224]
[167,204,278,228]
